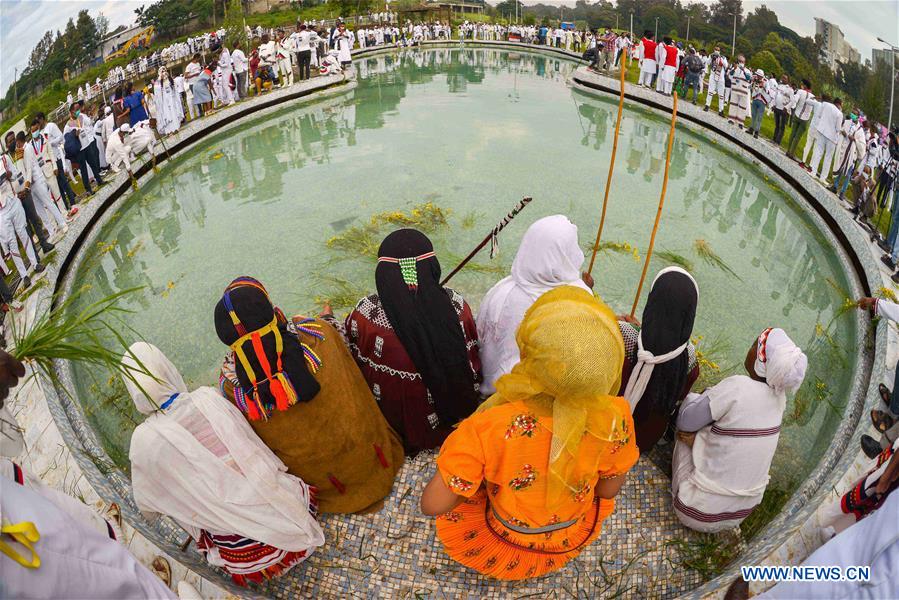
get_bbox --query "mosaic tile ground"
[236,451,705,599]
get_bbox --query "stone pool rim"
[41,42,881,598]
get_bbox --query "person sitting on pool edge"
[420,286,639,580]
[672,327,807,533]
[345,228,482,456]
[215,276,404,515]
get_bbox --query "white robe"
[476,215,591,395]
[153,79,183,136]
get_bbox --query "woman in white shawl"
[671,328,807,533]
[476,215,591,395]
[152,67,184,136]
[123,342,325,586]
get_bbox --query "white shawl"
[123,342,325,553]
[622,266,699,412]
[476,215,591,395]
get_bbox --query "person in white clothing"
[726,56,752,128]
[105,124,135,175]
[785,79,815,160]
[23,124,67,241]
[122,342,324,583]
[476,215,593,396]
[35,111,78,213]
[809,98,844,180]
[334,23,353,66]
[217,46,235,104]
[704,48,728,115]
[231,42,248,98]
[0,163,45,288]
[801,93,828,170]
[637,31,657,87]
[672,327,807,533]
[129,121,158,158]
[275,30,294,87]
[831,112,867,200]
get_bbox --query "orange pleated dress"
[435,397,638,580]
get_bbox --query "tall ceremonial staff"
[441,197,533,286]
[630,92,678,318]
[586,59,628,276]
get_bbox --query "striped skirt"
[196,531,312,586]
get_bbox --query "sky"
[2,0,897,96]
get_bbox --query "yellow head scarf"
[477,285,628,507]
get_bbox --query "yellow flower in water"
[211,152,224,160]
[167,281,175,290]
[878,286,898,303]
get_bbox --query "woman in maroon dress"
[346,229,482,455]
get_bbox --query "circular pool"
[60,47,862,597]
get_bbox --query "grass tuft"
[693,239,741,281]
[655,249,694,272]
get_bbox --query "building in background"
[426,0,486,16]
[873,47,899,69]
[815,18,861,71]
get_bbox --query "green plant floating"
[312,275,369,311]
[461,210,484,230]
[9,287,155,403]
[655,249,694,272]
[693,239,742,281]
[326,222,382,258]
[584,240,641,262]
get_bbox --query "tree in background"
[749,50,783,78]
[223,0,246,49]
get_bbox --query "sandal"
[151,556,172,588]
[871,409,895,433]
[879,383,892,408]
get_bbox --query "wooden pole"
[630,92,678,318]
[586,59,627,276]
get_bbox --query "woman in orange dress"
[420,286,639,580]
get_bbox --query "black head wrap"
[214,277,320,419]
[638,268,699,415]
[376,229,478,426]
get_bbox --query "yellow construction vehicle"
[107,26,156,60]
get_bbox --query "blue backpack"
[63,130,81,162]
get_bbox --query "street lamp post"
[629,11,633,38]
[878,37,898,131]
[731,12,737,58]
[654,16,658,40]
[686,16,691,44]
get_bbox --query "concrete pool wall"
[34,42,886,598]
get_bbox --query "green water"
[69,48,855,491]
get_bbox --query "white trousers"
[638,68,654,86]
[803,128,817,164]
[30,177,66,236]
[810,132,836,179]
[0,202,38,278]
[705,76,726,109]
[277,58,293,85]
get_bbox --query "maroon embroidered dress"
[346,288,482,455]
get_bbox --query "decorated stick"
[149,118,172,161]
[587,59,627,276]
[630,92,679,318]
[441,196,533,286]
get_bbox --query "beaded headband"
[377,251,435,290]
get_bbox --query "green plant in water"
[461,210,483,230]
[326,222,382,258]
[691,334,734,391]
[666,534,740,582]
[585,240,640,262]
[655,249,694,272]
[370,202,450,233]
[693,239,741,281]
[313,275,369,311]
[8,287,155,403]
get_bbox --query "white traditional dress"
[728,65,752,122]
[153,72,184,136]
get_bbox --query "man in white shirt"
[291,24,314,81]
[23,123,67,240]
[831,112,866,200]
[183,55,202,120]
[801,93,828,171]
[217,46,235,105]
[35,112,77,212]
[809,98,844,181]
[274,30,294,87]
[786,79,814,160]
[105,124,134,176]
[230,43,248,99]
[0,153,45,288]
[704,48,728,116]
[771,75,794,145]
[63,102,104,194]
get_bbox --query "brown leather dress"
[221,317,404,514]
